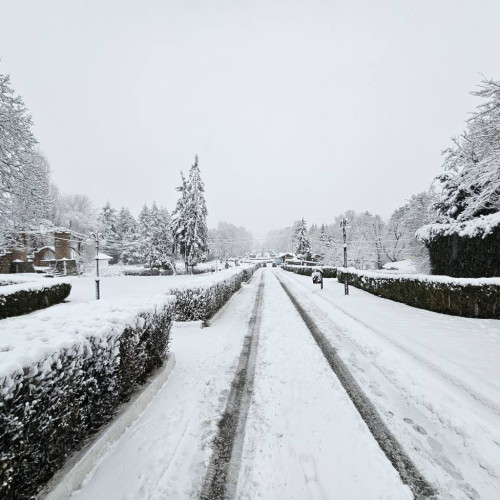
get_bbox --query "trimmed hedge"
[283,265,337,278]
[337,268,500,318]
[123,268,161,276]
[417,213,500,278]
[170,263,262,321]
[0,281,71,320]
[0,296,175,499]
[425,232,500,278]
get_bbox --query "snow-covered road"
[277,269,500,500]
[54,267,500,499]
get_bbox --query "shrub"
[417,213,500,278]
[283,265,337,278]
[0,295,175,499]
[0,280,71,319]
[337,268,500,318]
[170,263,262,321]
[123,268,161,276]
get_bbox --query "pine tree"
[294,218,311,259]
[170,171,188,257]
[116,207,141,264]
[98,202,119,263]
[138,202,173,270]
[172,155,208,271]
[319,224,328,262]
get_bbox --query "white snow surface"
[66,266,253,303]
[236,270,411,499]
[417,211,500,241]
[341,267,500,286]
[0,293,175,381]
[382,259,417,273]
[68,269,411,500]
[278,269,500,499]
[0,274,69,298]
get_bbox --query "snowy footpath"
[278,269,500,500]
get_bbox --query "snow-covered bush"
[283,265,337,278]
[417,213,500,278]
[337,268,500,318]
[0,279,71,319]
[0,294,175,499]
[170,263,262,321]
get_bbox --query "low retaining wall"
[337,268,500,318]
[0,294,176,499]
[283,265,337,278]
[0,279,71,319]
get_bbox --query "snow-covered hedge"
[0,278,71,319]
[169,263,262,321]
[283,265,337,278]
[417,213,500,278]
[337,268,500,318]
[0,294,175,499]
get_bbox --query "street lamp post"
[88,232,106,300]
[340,218,350,295]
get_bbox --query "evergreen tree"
[319,224,328,262]
[170,171,188,257]
[172,155,208,270]
[294,218,311,259]
[116,207,141,264]
[138,202,173,270]
[99,202,119,263]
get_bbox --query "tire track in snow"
[274,271,437,500]
[200,271,265,500]
[282,270,500,418]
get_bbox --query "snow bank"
[0,293,176,499]
[337,268,500,318]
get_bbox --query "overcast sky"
[1,0,499,238]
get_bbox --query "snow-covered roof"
[36,246,55,253]
[416,212,500,242]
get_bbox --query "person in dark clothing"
[312,268,323,289]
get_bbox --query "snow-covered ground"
[69,274,261,499]
[236,270,411,499]
[63,269,412,499]
[11,266,499,499]
[64,266,251,303]
[278,269,500,499]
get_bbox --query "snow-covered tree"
[10,152,52,230]
[208,221,253,260]
[293,218,312,259]
[436,78,500,222]
[0,71,42,249]
[171,155,208,270]
[51,189,99,235]
[115,207,141,264]
[138,202,173,270]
